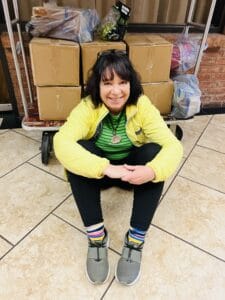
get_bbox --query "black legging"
[67,140,164,231]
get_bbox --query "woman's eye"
[120,81,128,85]
[103,81,111,85]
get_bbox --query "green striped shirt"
[95,112,133,160]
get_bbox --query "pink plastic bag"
[171,32,202,74]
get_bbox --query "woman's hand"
[103,164,131,179]
[121,164,155,185]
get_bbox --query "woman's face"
[100,70,130,114]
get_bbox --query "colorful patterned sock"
[86,222,105,243]
[128,227,146,245]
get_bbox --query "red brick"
[215,94,225,101]
[216,80,225,86]
[202,52,219,59]
[200,58,217,66]
[216,58,225,65]
[201,97,218,106]
[199,65,225,73]
[199,82,217,89]
[198,73,211,81]
[210,73,225,81]
[205,87,225,94]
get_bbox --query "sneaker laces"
[89,240,107,262]
[125,241,144,262]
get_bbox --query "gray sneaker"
[115,232,144,286]
[86,230,110,284]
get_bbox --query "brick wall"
[1,31,225,117]
[0,32,36,116]
[198,34,225,110]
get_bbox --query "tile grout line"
[160,116,215,203]
[192,115,215,149]
[11,129,42,143]
[0,235,14,247]
[52,213,121,256]
[183,114,212,154]
[0,193,71,261]
[179,174,225,195]
[151,224,225,264]
[195,144,225,156]
[184,115,212,154]
[100,276,116,300]
[0,152,41,179]
[27,161,67,182]
[12,128,42,143]
[161,116,225,201]
[51,212,86,236]
[160,158,188,202]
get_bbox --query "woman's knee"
[133,143,161,164]
[78,139,102,156]
[146,143,161,157]
[66,140,102,181]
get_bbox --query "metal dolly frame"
[1,0,217,164]
[2,0,62,164]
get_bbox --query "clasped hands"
[103,164,155,185]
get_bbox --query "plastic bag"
[171,32,202,74]
[171,74,201,119]
[98,1,131,41]
[26,7,100,43]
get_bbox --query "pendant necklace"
[108,111,124,144]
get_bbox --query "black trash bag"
[97,1,131,41]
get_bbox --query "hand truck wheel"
[168,124,183,141]
[41,131,51,165]
[175,124,183,141]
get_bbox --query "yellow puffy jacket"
[53,95,183,182]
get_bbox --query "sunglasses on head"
[97,49,127,58]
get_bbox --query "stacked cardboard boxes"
[29,34,173,119]
[29,37,81,120]
[124,33,173,115]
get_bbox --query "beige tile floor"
[0,114,225,299]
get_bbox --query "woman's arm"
[53,101,109,178]
[139,97,183,182]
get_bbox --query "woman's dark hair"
[84,49,143,107]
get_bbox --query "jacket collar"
[99,102,137,119]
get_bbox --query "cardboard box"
[142,80,174,115]
[30,38,80,86]
[80,39,126,84]
[37,86,81,120]
[124,33,172,83]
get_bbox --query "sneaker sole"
[86,237,110,285]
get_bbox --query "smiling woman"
[53,49,183,286]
